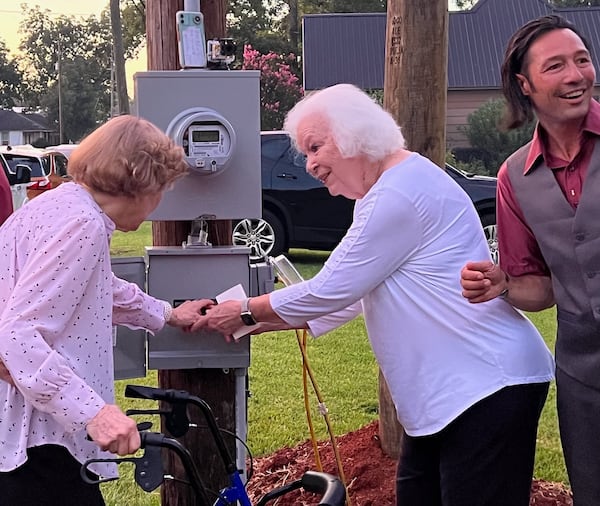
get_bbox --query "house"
[302,0,600,148]
[0,109,58,147]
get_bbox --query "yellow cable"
[302,346,323,471]
[295,328,351,506]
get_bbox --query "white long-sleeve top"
[271,153,555,436]
[0,183,167,476]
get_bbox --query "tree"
[453,0,476,8]
[0,40,22,108]
[39,56,106,143]
[242,45,303,130]
[462,98,535,175]
[16,4,146,141]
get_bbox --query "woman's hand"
[190,299,245,340]
[86,404,141,455]
[168,298,216,328]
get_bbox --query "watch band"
[240,298,257,325]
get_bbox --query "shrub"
[242,45,303,131]
[460,98,535,176]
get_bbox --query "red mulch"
[245,420,573,505]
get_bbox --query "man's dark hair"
[500,14,592,130]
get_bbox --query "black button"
[576,233,585,241]
[587,272,596,279]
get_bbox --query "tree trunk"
[145,1,235,504]
[109,0,130,115]
[380,0,448,458]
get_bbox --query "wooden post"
[384,0,448,167]
[145,1,236,504]
[109,0,129,115]
[380,0,448,458]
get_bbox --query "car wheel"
[481,214,499,264]
[232,210,286,261]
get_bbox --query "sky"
[0,1,146,89]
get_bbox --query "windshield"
[2,154,46,178]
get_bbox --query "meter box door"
[134,70,262,221]
[146,247,252,370]
[110,257,147,380]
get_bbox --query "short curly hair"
[284,84,405,162]
[68,115,189,198]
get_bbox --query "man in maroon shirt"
[0,166,13,225]
[461,15,600,505]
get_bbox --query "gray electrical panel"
[134,70,262,221]
[110,257,147,380]
[146,246,255,370]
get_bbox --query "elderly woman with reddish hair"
[0,115,211,506]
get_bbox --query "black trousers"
[396,382,549,506]
[0,444,105,506]
[556,366,600,506]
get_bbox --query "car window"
[3,154,46,178]
[54,154,68,177]
[261,137,290,169]
[287,146,307,169]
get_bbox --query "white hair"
[283,83,406,161]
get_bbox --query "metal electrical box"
[134,70,261,221]
[146,246,254,370]
[110,257,147,380]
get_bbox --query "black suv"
[233,131,498,261]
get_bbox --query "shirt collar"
[523,99,600,175]
[72,182,117,236]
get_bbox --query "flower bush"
[242,44,303,130]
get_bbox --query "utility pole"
[110,0,130,115]
[380,0,448,457]
[57,38,64,144]
[145,1,234,504]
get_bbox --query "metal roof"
[302,0,600,90]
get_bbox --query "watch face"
[241,312,256,326]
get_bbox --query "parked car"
[46,143,79,159]
[233,131,499,262]
[0,145,70,207]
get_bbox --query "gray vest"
[506,139,600,386]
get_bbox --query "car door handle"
[276,173,297,180]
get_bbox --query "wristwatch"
[240,298,257,326]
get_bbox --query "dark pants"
[0,444,105,506]
[396,382,549,506]
[556,366,600,506]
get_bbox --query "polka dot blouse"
[0,182,166,478]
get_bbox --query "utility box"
[134,70,261,221]
[146,246,254,370]
[110,257,147,380]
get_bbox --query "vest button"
[576,233,585,241]
[587,272,597,279]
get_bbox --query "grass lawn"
[102,225,566,505]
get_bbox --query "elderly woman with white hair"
[195,84,554,506]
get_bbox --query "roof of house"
[302,0,600,90]
[0,109,53,132]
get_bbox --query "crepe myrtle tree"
[242,44,303,131]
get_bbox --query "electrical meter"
[166,107,236,174]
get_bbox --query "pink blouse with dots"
[0,182,166,478]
